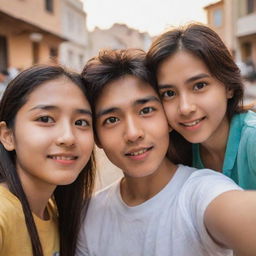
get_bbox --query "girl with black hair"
[0,65,95,256]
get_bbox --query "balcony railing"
[236,13,256,37]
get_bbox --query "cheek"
[80,132,94,153]
[151,114,169,136]
[162,102,176,124]
[14,129,49,152]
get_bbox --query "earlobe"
[0,121,15,151]
[227,89,234,99]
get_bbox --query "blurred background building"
[59,0,89,71]
[0,0,65,71]
[0,0,151,73]
[205,0,256,82]
[87,23,151,58]
[204,0,256,106]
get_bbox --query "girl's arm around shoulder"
[205,190,256,255]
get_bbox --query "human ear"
[0,121,15,151]
[226,88,234,99]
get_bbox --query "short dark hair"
[82,48,157,126]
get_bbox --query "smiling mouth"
[180,117,205,127]
[48,155,78,160]
[125,146,153,156]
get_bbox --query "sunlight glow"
[83,0,216,36]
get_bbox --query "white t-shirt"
[76,165,241,256]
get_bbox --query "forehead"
[95,75,158,110]
[24,77,90,108]
[157,51,210,79]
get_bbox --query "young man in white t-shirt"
[76,49,256,256]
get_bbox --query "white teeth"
[130,149,147,156]
[183,119,201,127]
[51,156,75,160]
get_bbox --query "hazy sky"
[83,0,216,36]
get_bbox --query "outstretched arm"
[205,190,256,255]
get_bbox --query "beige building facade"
[59,0,88,72]
[87,23,152,60]
[204,0,256,66]
[0,0,65,71]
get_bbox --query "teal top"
[193,111,256,189]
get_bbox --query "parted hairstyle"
[0,65,95,256]
[146,23,246,165]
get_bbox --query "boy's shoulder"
[89,179,121,209]
[179,166,242,201]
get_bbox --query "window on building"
[247,0,256,13]
[247,0,253,13]
[45,0,54,13]
[79,54,84,68]
[49,47,58,63]
[32,42,40,64]
[242,42,252,60]
[67,11,74,32]
[68,50,74,66]
[213,9,223,27]
[0,36,8,70]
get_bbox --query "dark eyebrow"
[96,96,160,118]
[29,105,92,116]
[158,84,173,90]
[96,107,119,118]
[134,96,160,106]
[29,105,57,111]
[185,73,210,84]
[76,109,92,116]
[158,73,211,89]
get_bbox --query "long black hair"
[0,65,95,256]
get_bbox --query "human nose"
[179,93,196,116]
[124,116,144,143]
[56,123,75,147]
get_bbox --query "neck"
[200,116,230,171]
[19,176,56,220]
[120,158,177,206]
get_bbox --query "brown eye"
[194,82,207,91]
[75,119,89,127]
[104,117,119,125]
[140,107,155,115]
[162,90,175,98]
[37,116,54,123]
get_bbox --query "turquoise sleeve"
[245,127,256,175]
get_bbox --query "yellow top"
[0,185,59,256]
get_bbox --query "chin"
[57,175,80,186]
